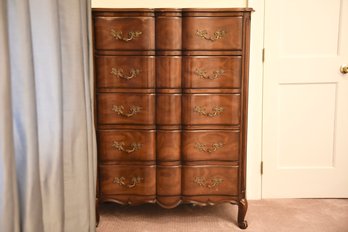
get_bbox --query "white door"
[262,0,348,198]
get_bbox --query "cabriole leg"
[238,198,248,229]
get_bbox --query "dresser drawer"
[183,17,243,50]
[182,94,240,125]
[182,165,238,196]
[183,130,239,161]
[94,17,155,50]
[100,165,156,195]
[96,56,155,88]
[183,56,241,89]
[98,130,155,162]
[97,93,155,125]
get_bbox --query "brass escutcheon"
[195,142,224,153]
[194,68,224,80]
[112,105,142,118]
[111,68,140,80]
[111,29,142,42]
[113,176,144,188]
[112,141,142,153]
[193,106,224,117]
[195,29,226,41]
[193,176,224,189]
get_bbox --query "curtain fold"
[0,2,20,232]
[0,0,96,231]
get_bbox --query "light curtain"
[0,0,96,231]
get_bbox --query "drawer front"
[183,17,243,50]
[182,165,238,196]
[157,130,181,161]
[156,94,182,126]
[94,17,155,50]
[156,56,182,88]
[100,165,156,195]
[183,130,239,161]
[97,93,155,125]
[156,166,181,196]
[182,94,240,125]
[183,56,241,89]
[98,130,155,162]
[96,56,155,88]
[155,16,182,50]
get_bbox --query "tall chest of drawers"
[93,8,252,229]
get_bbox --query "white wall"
[91,0,264,200]
[246,0,264,200]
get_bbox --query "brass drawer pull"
[194,176,224,189]
[111,68,140,80]
[112,141,142,153]
[113,176,144,188]
[195,68,224,80]
[195,142,224,153]
[111,29,142,42]
[112,105,142,118]
[195,29,226,41]
[193,106,224,117]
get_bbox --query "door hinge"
[261,161,264,175]
[262,48,265,62]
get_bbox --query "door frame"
[259,0,348,198]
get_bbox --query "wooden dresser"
[93,8,252,229]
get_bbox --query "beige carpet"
[97,199,348,232]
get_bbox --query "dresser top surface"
[92,8,254,13]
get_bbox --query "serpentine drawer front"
[182,56,242,88]
[93,8,252,229]
[95,56,155,88]
[97,130,156,162]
